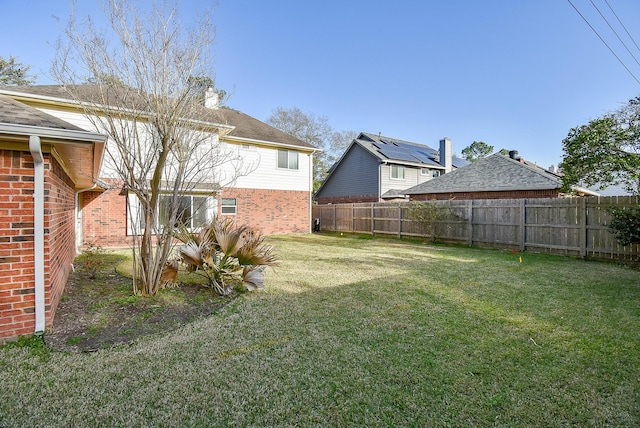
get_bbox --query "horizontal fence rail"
[312,197,640,262]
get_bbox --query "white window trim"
[390,164,405,180]
[127,193,216,235]
[221,197,237,215]
[277,149,299,170]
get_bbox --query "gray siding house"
[315,132,467,204]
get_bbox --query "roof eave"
[0,89,236,136]
[223,134,319,153]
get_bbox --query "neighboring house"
[403,151,598,200]
[0,94,106,341]
[315,132,468,204]
[0,85,316,342]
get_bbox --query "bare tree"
[53,0,248,295]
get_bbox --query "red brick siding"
[80,185,312,247]
[0,150,37,340]
[220,188,311,235]
[0,150,77,342]
[315,194,379,205]
[80,179,129,247]
[44,156,76,327]
[410,189,559,201]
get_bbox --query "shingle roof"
[403,153,562,194]
[0,94,86,131]
[356,132,468,169]
[0,85,315,150]
[214,108,315,149]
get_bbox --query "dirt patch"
[45,252,233,353]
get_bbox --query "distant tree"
[327,130,358,166]
[186,75,228,106]
[461,141,494,162]
[498,148,510,156]
[266,106,356,190]
[0,56,36,86]
[560,97,640,195]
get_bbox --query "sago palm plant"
[161,218,278,295]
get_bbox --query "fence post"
[579,197,587,258]
[519,199,526,251]
[371,203,375,236]
[467,200,473,246]
[352,203,355,233]
[398,204,402,238]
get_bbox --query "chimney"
[439,137,452,173]
[509,150,519,160]
[204,87,219,109]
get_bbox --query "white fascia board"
[224,135,320,153]
[0,122,107,143]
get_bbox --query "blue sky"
[1,0,639,169]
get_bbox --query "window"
[421,168,430,176]
[278,149,299,170]
[159,195,210,229]
[432,170,440,178]
[221,198,237,215]
[127,194,213,235]
[390,164,405,180]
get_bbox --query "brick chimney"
[204,87,219,109]
[439,137,452,173]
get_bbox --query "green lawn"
[1,233,639,427]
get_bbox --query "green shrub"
[162,218,278,295]
[607,205,640,246]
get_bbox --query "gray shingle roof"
[0,85,314,150]
[0,94,85,131]
[403,153,562,194]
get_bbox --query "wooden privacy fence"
[312,196,639,261]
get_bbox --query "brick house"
[1,85,317,245]
[0,95,106,341]
[0,85,317,341]
[404,152,598,200]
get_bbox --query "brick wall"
[221,188,311,235]
[44,156,77,328]
[0,150,77,342]
[80,179,128,247]
[315,194,379,205]
[80,185,312,248]
[410,189,559,201]
[0,150,36,340]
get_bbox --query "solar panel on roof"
[378,148,419,163]
[417,150,436,158]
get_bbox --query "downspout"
[309,151,314,233]
[29,135,45,334]
[379,162,385,202]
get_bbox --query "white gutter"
[29,135,46,334]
